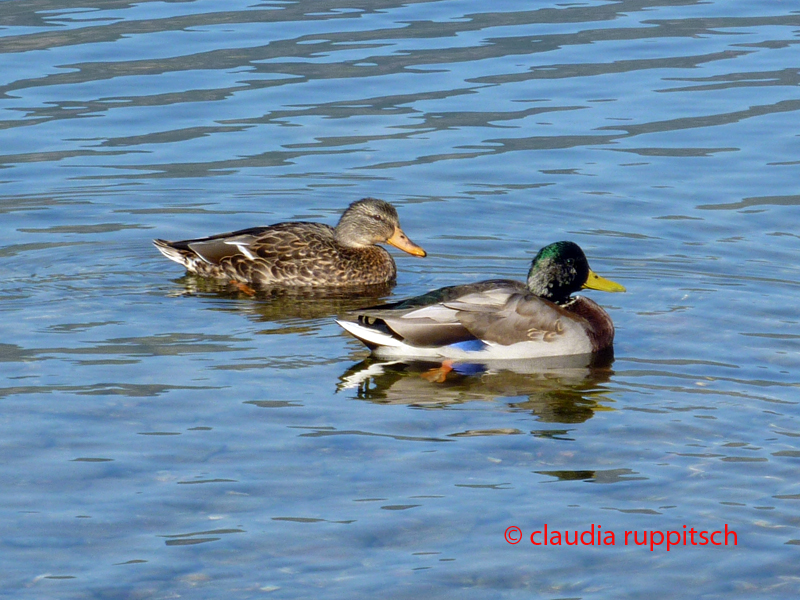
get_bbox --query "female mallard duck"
[337,241,625,359]
[153,198,426,288]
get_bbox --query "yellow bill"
[583,269,626,292]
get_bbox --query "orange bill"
[387,226,427,257]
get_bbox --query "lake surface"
[2,0,800,598]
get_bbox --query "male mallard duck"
[153,198,426,288]
[337,241,625,359]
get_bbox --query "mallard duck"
[337,241,625,360]
[153,198,426,288]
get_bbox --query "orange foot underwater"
[421,360,455,383]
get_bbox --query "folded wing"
[448,291,583,346]
[348,282,583,349]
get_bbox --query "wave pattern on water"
[2,1,800,598]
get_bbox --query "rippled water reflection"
[3,0,800,598]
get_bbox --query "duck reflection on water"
[164,273,395,323]
[337,349,616,425]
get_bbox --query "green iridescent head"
[526,241,625,304]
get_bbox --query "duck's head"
[526,241,625,304]
[334,198,427,257]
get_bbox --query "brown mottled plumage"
[153,198,426,288]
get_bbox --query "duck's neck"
[334,223,370,248]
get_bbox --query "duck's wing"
[447,291,584,346]
[347,281,526,347]
[169,223,333,264]
[159,226,272,264]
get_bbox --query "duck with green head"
[153,198,426,289]
[337,241,625,359]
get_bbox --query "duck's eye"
[370,214,383,222]
[565,258,574,267]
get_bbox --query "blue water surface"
[2,1,800,598]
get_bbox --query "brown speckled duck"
[153,198,426,288]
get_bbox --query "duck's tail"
[153,239,193,268]
[337,318,405,350]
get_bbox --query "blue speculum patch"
[449,339,488,352]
